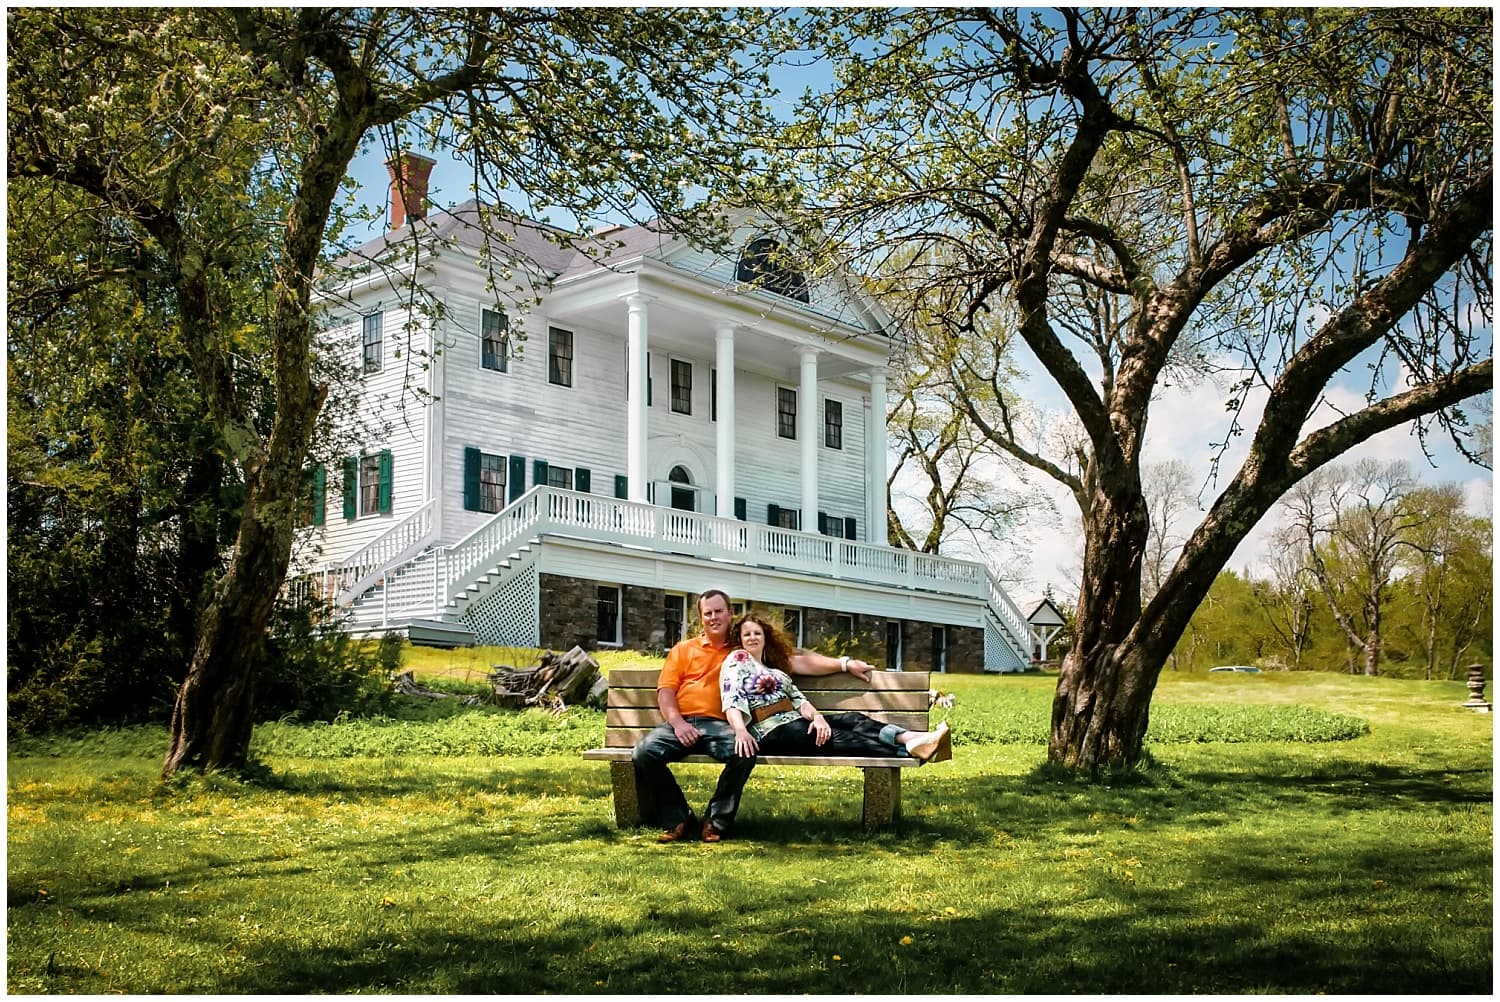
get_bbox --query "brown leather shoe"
[658,816,696,843]
[700,820,725,843]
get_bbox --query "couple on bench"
[632,589,952,843]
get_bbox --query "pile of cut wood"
[488,646,601,712]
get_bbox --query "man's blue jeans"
[631,716,755,833]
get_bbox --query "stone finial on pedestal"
[1462,664,1491,713]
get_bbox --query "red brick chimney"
[385,152,437,230]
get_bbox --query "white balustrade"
[324,500,437,603]
[318,485,1034,660]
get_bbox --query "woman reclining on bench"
[720,612,951,761]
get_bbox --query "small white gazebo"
[1026,594,1067,664]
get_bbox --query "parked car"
[1210,665,1262,673]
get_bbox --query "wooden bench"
[582,666,950,830]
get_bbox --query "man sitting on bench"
[632,589,872,844]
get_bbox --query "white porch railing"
[983,568,1034,652]
[443,487,1025,618]
[323,499,439,604]
[302,487,1037,663]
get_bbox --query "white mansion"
[292,155,1034,672]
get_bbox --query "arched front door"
[668,465,695,512]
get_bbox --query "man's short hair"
[697,588,731,613]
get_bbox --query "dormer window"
[736,237,810,303]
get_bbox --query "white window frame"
[670,357,693,415]
[362,312,383,373]
[548,326,574,387]
[776,385,797,439]
[359,454,383,516]
[824,398,843,450]
[482,307,509,373]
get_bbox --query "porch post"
[799,347,819,529]
[625,294,650,502]
[715,323,737,518]
[868,366,888,545]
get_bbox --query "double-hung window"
[343,450,392,519]
[671,359,692,415]
[824,399,843,449]
[362,313,383,373]
[482,308,509,372]
[777,386,797,439]
[463,447,507,513]
[359,454,384,515]
[548,326,573,386]
[547,466,574,490]
[479,453,505,512]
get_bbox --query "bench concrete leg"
[861,767,902,829]
[608,761,644,828]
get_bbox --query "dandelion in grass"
[899,935,913,946]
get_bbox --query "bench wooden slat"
[606,688,930,713]
[605,666,932,692]
[581,747,927,769]
[603,709,934,733]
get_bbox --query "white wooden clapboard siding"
[311,301,434,558]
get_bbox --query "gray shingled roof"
[342,200,674,280]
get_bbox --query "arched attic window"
[667,465,695,512]
[735,237,810,303]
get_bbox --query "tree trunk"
[161,468,295,775]
[1048,487,1155,769]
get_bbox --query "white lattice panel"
[985,614,1028,673]
[462,564,539,646]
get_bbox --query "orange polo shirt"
[658,634,732,718]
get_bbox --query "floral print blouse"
[719,648,807,739]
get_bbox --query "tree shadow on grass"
[10,748,1489,995]
[93,853,1490,995]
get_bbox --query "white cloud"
[1009,362,1492,600]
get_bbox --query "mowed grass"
[6,667,1492,994]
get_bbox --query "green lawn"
[6,668,1492,993]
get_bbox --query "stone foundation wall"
[536,572,985,671]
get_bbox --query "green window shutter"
[845,516,857,540]
[508,455,526,501]
[532,458,549,488]
[463,447,482,512]
[767,503,780,525]
[377,449,393,514]
[614,474,628,499]
[818,512,830,535]
[734,496,746,521]
[575,467,591,494]
[311,465,326,526]
[342,456,358,520]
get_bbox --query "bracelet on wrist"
[839,655,850,672]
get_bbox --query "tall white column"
[799,347,819,529]
[715,323,737,518]
[625,295,650,502]
[868,367,889,545]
